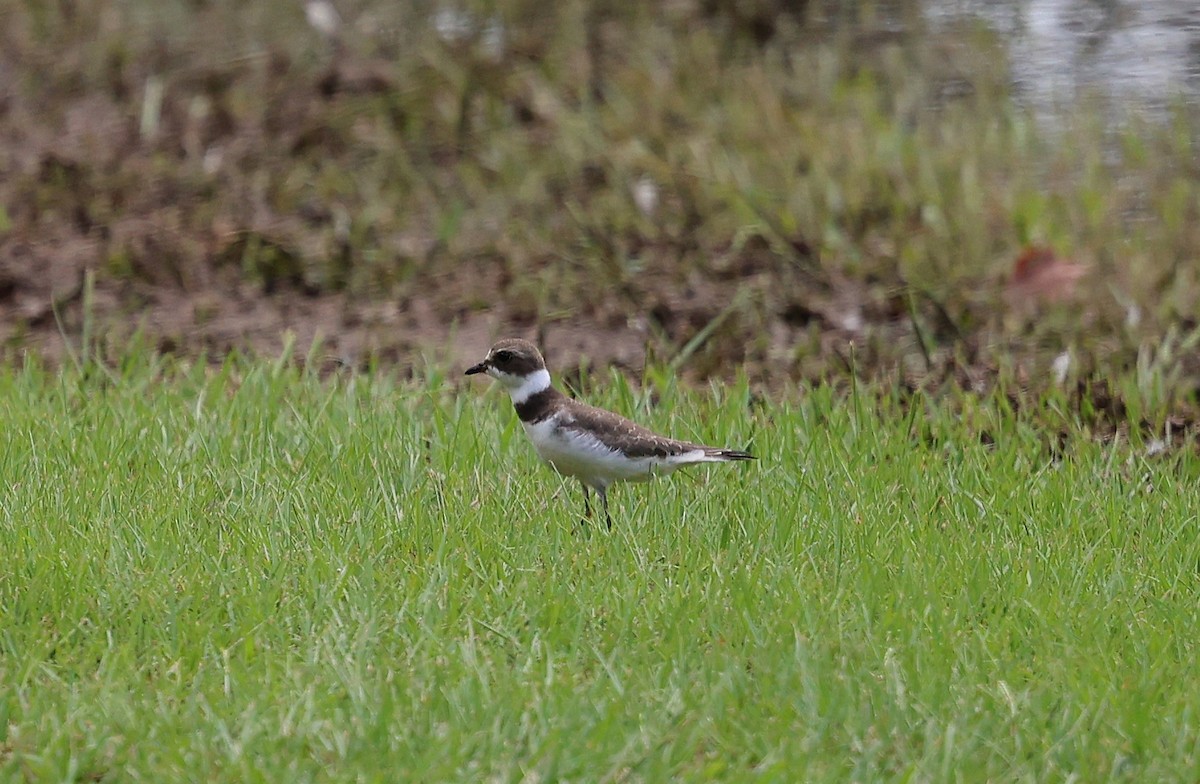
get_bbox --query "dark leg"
[597,485,613,530]
[581,483,592,522]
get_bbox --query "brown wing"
[559,400,698,458]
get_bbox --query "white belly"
[521,418,676,486]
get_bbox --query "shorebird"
[465,339,755,528]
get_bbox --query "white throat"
[507,368,551,405]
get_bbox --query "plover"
[465,338,755,528]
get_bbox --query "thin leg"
[581,483,592,522]
[597,485,612,530]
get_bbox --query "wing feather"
[560,402,697,458]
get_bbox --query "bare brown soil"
[0,5,830,378]
[0,227,839,381]
[0,40,911,382]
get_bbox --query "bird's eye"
[493,350,513,363]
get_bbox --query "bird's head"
[465,339,550,400]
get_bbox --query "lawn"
[1,356,1198,781]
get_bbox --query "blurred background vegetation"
[2,0,1200,416]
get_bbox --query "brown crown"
[486,338,546,376]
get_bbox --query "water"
[422,0,1200,121]
[925,0,1200,118]
[800,0,1200,129]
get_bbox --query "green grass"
[1,356,1199,781]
